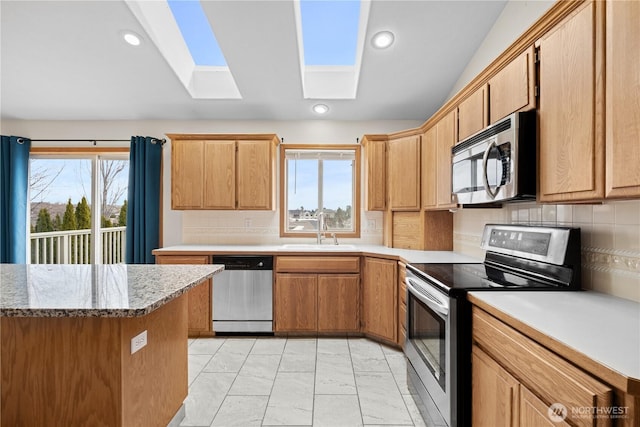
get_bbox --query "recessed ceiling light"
[313,104,329,114]
[371,31,394,49]
[122,31,142,47]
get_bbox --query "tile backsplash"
[453,200,640,302]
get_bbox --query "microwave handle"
[482,139,500,199]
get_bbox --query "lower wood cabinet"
[274,256,360,334]
[155,254,213,337]
[472,307,613,427]
[362,257,397,344]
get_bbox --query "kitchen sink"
[280,244,357,250]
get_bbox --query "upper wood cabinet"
[169,134,278,210]
[361,135,387,211]
[422,111,457,210]
[605,0,640,199]
[537,1,605,202]
[457,85,488,141]
[488,46,536,124]
[388,134,421,210]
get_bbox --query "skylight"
[167,0,226,66]
[300,0,360,66]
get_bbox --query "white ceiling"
[0,1,507,121]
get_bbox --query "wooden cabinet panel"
[489,46,536,124]
[538,1,605,202]
[472,345,520,427]
[155,255,212,337]
[520,386,571,427]
[605,0,640,198]
[169,134,278,210]
[274,274,317,332]
[203,140,236,209]
[276,256,360,273]
[317,274,360,332]
[421,127,437,208]
[472,307,612,427]
[363,137,387,211]
[436,110,457,208]
[362,257,397,343]
[237,140,274,209]
[171,140,204,209]
[458,85,487,141]
[388,134,421,210]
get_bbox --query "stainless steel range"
[404,224,582,427]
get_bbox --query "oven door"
[404,273,451,426]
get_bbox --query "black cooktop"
[407,262,569,297]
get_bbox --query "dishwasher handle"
[212,255,273,270]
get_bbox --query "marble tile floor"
[181,337,433,427]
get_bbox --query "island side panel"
[1,294,189,427]
[1,315,122,426]
[120,294,188,427]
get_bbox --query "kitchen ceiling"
[0,0,507,121]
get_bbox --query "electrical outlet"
[368,219,376,230]
[244,218,252,228]
[131,330,147,354]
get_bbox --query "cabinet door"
[362,257,397,343]
[605,0,640,198]
[436,110,457,208]
[489,46,536,124]
[364,138,387,211]
[538,1,604,202]
[388,135,421,210]
[472,345,520,427]
[421,127,437,209]
[155,255,212,336]
[274,274,317,332]
[458,85,487,141]
[203,140,236,209]
[520,386,571,427]
[317,274,360,332]
[171,140,204,209]
[237,140,274,209]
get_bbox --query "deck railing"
[30,227,126,264]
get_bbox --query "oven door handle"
[405,278,449,317]
[482,139,500,200]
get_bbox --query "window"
[29,151,129,264]
[280,145,360,238]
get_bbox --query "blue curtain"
[0,136,31,263]
[126,136,163,264]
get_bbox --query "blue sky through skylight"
[167,0,227,66]
[300,0,360,66]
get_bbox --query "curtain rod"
[16,138,166,145]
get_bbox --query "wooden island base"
[1,294,188,427]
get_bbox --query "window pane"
[286,158,319,232]
[323,160,353,231]
[29,158,92,264]
[98,159,129,264]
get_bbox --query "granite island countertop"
[0,263,223,318]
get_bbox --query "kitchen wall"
[453,201,640,303]
[1,118,420,247]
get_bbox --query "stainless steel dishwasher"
[211,255,273,333]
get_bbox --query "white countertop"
[153,244,482,264]
[469,291,640,388]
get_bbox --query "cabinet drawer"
[472,307,612,427]
[276,256,360,273]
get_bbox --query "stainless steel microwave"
[452,111,536,205]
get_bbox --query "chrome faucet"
[317,212,326,244]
